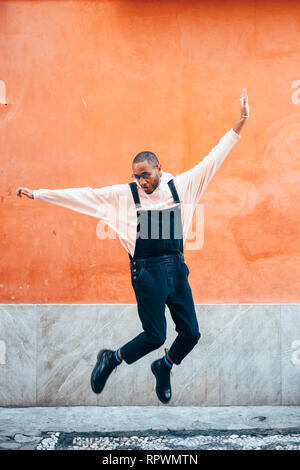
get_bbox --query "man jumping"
[16,88,249,404]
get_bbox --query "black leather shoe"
[151,358,172,404]
[90,349,118,394]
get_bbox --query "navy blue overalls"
[119,179,201,365]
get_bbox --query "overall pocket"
[178,259,190,277]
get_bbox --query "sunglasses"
[132,165,158,181]
[132,172,151,181]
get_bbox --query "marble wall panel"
[171,305,282,406]
[0,305,36,406]
[281,304,300,405]
[36,305,99,406]
[0,304,298,406]
[217,304,282,405]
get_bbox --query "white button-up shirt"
[33,128,241,257]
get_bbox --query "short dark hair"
[132,151,159,166]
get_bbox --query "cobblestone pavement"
[1,429,299,450]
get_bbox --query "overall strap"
[128,182,141,208]
[167,179,181,204]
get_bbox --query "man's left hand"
[240,87,250,118]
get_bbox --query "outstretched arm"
[16,184,125,221]
[175,88,249,205]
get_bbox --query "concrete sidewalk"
[0,406,299,450]
[1,406,300,434]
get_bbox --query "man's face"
[132,161,162,194]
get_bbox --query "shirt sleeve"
[33,184,126,221]
[175,128,242,205]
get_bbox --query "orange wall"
[1,0,300,303]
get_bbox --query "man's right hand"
[16,187,34,199]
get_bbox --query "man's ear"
[158,163,162,176]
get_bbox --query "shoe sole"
[90,349,107,394]
[151,362,171,404]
